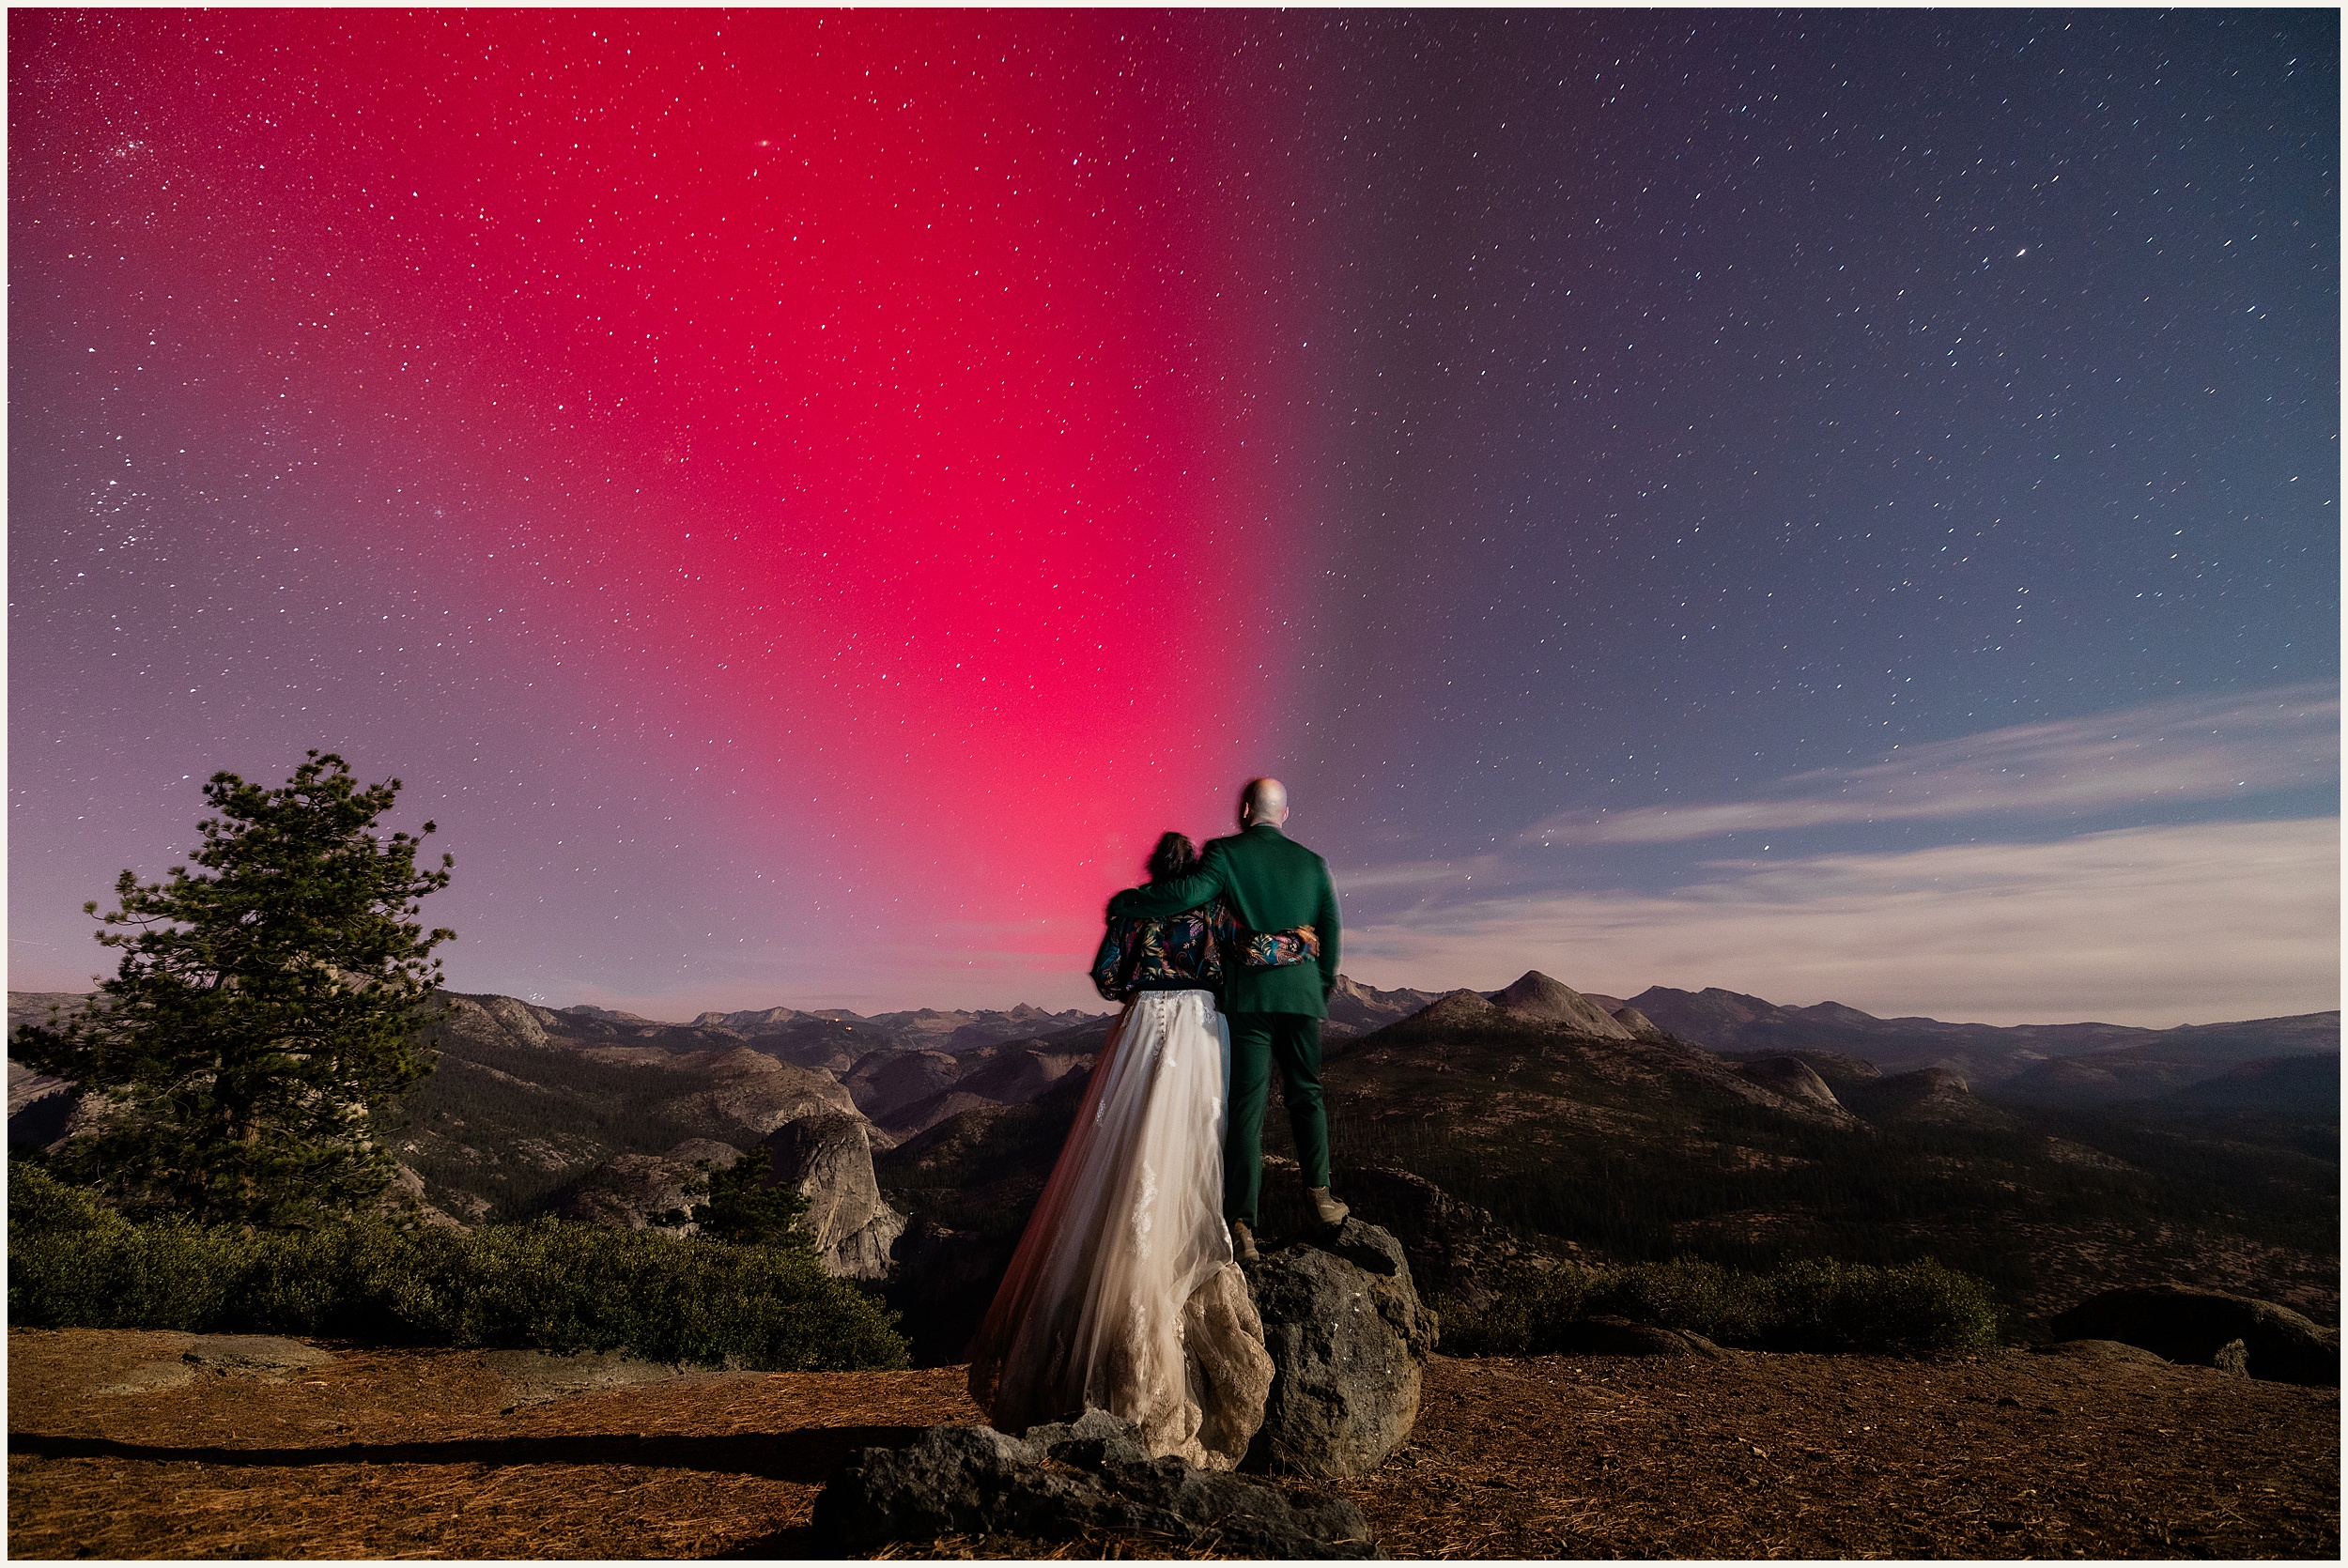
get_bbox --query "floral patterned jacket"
[1090,901,1227,1002]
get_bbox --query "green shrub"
[1444,1263,1600,1356]
[8,1160,117,1234]
[8,1166,906,1371]
[1448,1252,2000,1358]
[1760,1256,2000,1354]
[1588,1256,1774,1345]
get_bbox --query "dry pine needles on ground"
[5,1329,2336,1560]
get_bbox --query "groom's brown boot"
[1228,1220,1260,1264]
[1307,1187,1350,1231]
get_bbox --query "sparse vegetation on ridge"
[1259,1010,2339,1320]
[7,1161,907,1371]
[1446,1254,2002,1357]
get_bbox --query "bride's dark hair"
[1147,832,1199,884]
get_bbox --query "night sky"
[11,10,2338,1025]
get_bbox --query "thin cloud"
[1528,684,2339,845]
[1335,853,1510,894]
[1343,818,2340,1027]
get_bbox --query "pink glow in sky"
[13,10,1317,1008]
[15,11,2333,1025]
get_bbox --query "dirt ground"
[6,1328,2336,1560]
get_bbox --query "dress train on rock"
[965,989,1273,1469]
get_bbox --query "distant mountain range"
[1610,986,2338,1106]
[1314,976,2339,1109]
[10,976,2336,1362]
[12,978,2334,1168]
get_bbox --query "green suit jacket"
[1106,824,1340,1017]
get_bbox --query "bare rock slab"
[97,1335,345,1394]
[182,1336,339,1376]
[478,1348,689,1408]
[2050,1284,2339,1386]
[93,1360,199,1396]
[1332,1164,1523,1313]
[812,1407,1379,1558]
[764,1111,906,1281]
[1244,1219,1435,1478]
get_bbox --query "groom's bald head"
[1239,776,1289,828]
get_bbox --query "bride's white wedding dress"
[965,988,1274,1470]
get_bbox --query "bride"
[964,832,1274,1470]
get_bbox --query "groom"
[1107,776,1345,1264]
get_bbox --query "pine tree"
[15,751,455,1226]
[657,1146,813,1251]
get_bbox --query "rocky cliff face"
[1322,976,1446,1040]
[765,1113,906,1280]
[554,1116,905,1282]
[659,1047,860,1139]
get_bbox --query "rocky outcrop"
[1611,1006,1668,1041]
[553,1115,904,1281]
[554,1139,746,1231]
[813,1407,1377,1559]
[1842,1066,2022,1131]
[663,1047,860,1139]
[1488,971,1636,1038]
[1322,974,1445,1040]
[384,1160,471,1231]
[430,992,557,1053]
[1244,1219,1435,1478]
[1331,1164,1523,1313]
[2050,1285,2340,1386]
[8,1068,78,1151]
[764,1113,905,1281]
[9,994,95,1153]
[1733,1055,1845,1110]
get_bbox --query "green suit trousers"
[1225,1011,1330,1229]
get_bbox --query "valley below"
[11,974,2339,1355]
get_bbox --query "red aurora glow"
[17,9,1312,991]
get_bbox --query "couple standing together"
[966,777,1347,1470]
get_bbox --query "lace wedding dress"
[965,989,1274,1470]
